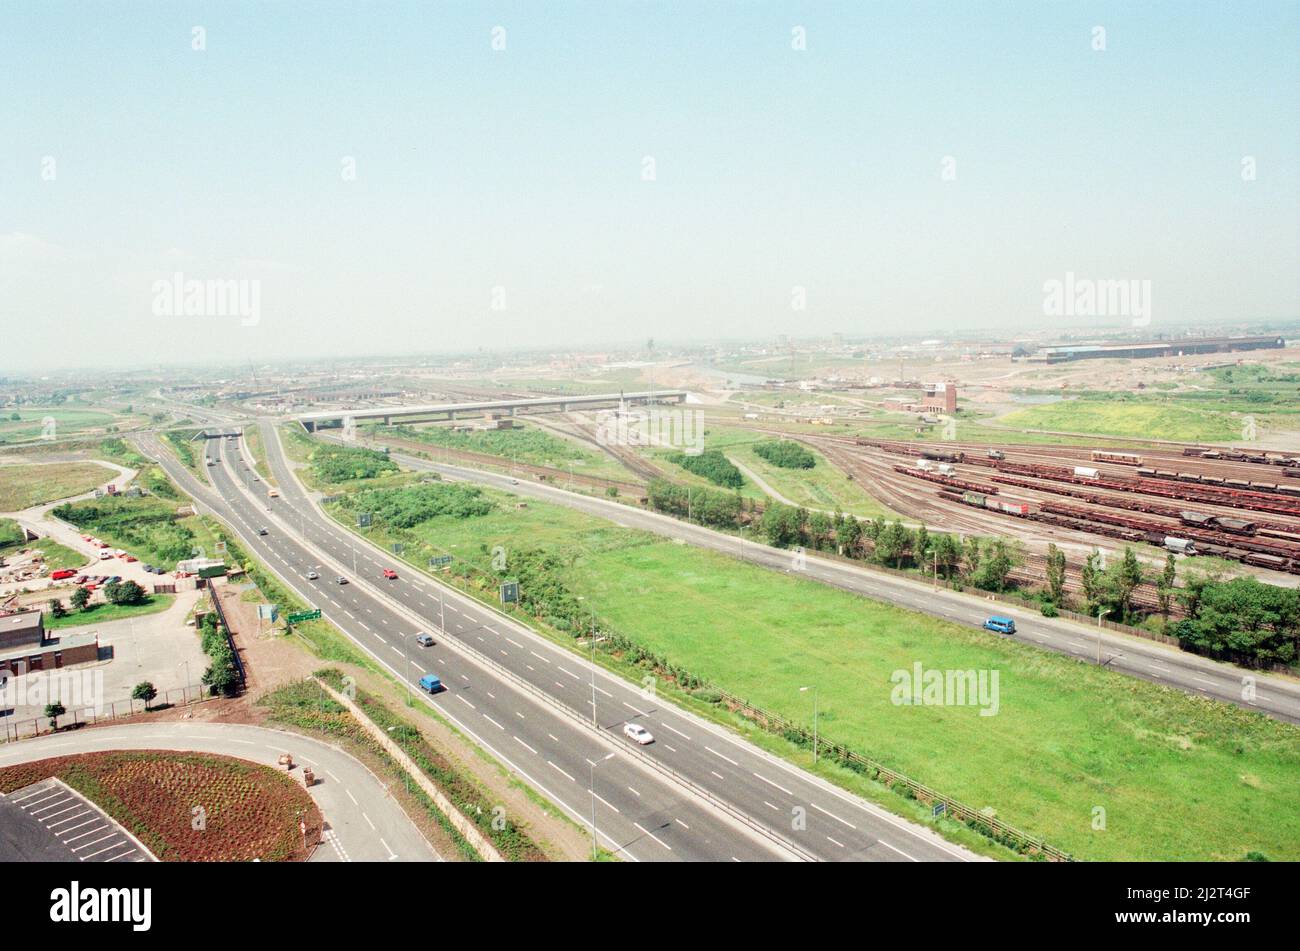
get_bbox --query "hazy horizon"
[3,2,1297,372]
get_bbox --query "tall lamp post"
[589,751,615,861]
[800,685,819,764]
[1096,608,1112,665]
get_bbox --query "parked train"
[1091,450,1143,466]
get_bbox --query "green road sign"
[286,608,322,624]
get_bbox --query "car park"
[622,723,654,745]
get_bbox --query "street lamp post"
[800,685,818,763]
[589,751,615,861]
[1097,608,1111,665]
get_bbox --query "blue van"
[418,674,443,694]
[983,616,1016,635]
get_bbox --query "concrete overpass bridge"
[295,390,688,432]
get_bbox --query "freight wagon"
[1091,451,1143,466]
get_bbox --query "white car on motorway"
[622,723,654,745]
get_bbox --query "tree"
[44,702,66,731]
[1045,543,1067,606]
[978,538,1021,592]
[761,502,803,548]
[70,586,91,612]
[106,579,145,605]
[132,681,158,711]
[961,536,982,583]
[1109,547,1146,622]
[932,534,961,580]
[1080,549,1103,607]
[47,598,67,619]
[837,515,863,557]
[1156,553,1177,622]
[914,525,931,565]
[875,521,912,568]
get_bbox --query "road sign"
[286,608,322,624]
[257,604,278,622]
[391,542,404,555]
[428,554,453,567]
[357,513,372,528]
[932,801,947,819]
[500,581,519,604]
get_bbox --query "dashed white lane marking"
[706,746,740,767]
[633,822,672,851]
[513,736,538,755]
[457,695,476,710]
[659,722,691,741]
[483,714,505,730]
[548,761,576,782]
[877,840,918,862]
[811,801,857,830]
[753,772,794,796]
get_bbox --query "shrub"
[752,440,815,469]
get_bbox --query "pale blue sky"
[2,1,1297,370]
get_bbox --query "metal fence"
[206,585,247,686]
[0,683,212,744]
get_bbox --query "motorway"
[134,428,978,863]
[347,435,1300,726]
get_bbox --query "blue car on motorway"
[983,616,1016,635]
[418,674,443,694]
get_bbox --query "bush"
[308,443,399,484]
[1040,602,1059,618]
[666,450,743,488]
[752,440,815,469]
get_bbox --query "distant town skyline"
[3,2,1297,371]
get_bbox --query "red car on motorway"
[382,568,398,580]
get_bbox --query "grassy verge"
[243,427,276,485]
[160,429,208,484]
[258,679,481,861]
[323,480,1300,861]
[315,668,549,861]
[0,461,111,510]
[45,594,175,630]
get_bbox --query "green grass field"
[0,518,87,572]
[329,483,1300,861]
[705,425,897,518]
[383,421,633,482]
[0,461,112,511]
[0,407,116,445]
[996,400,1247,442]
[44,593,175,630]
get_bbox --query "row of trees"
[48,579,147,618]
[309,443,400,483]
[759,502,1025,593]
[646,479,747,528]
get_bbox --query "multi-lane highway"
[346,435,1300,726]
[133,427,977,863]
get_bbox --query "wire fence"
[0,682,213,744]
